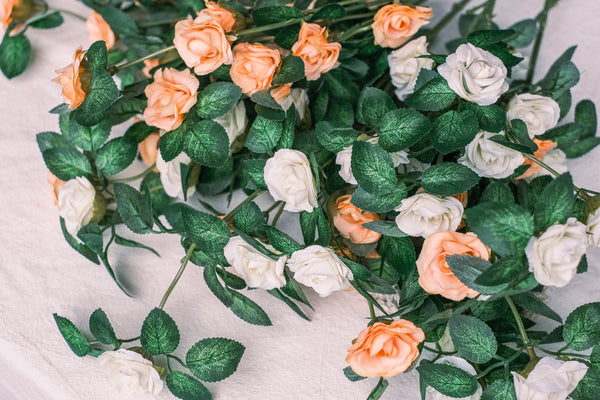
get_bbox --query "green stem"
[423,345,457,356]
[505,296,537,360]
[466,0,496,35]
[475,347,525,378]
[158,243,196,309]
[119,336,140,343]
[48,7,87,22]
[533,345,591,359]
[109,164,156,183]
[236,18,304,36]
[368,300,376,321]
[167,354,188,368]
[526,0,556,84]
[332,11,376,24]
[138,17,181,28]
[224,189,266,222]
[427,0,473,46]
[337,22,372,42]
[271,202,286,227]
[263,201,283,215]
[367,377,389,400]
[114,45,176,72]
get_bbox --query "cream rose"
[586,207,600,247]
[213,100,247,153]
[438,43,509,106]
[525,217,587,287]
[287,245,353,296]
[426,356,482,400]
[264,149,317,213]
[458,131,525,179]
[58,177,101,236]
[275,87,310,122]
[512,357,588,400]
[395,193,463,238]
[156,152,196,200]
[223,236,286,290]
[388,36,434,100]
[173,14,234,75]
[98,349,163,395]
[507,94,560,138]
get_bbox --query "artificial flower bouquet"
[5,0,598,398]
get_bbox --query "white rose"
[459,131,525,179]
[395,193,464,238]
[335,138,409,185]
[224,236,287,290]
[525,217,587,287]
[58,176,97,236]
[388,36,434,100]
[438,43,509,106]
[156,152,196,200]
[287,245,353,296]
[213,101,248,153]
[507,94,560,138]
[526,148,568,181]
[586,207,600,247]
[426,356,482,400]
[276,88,310,122]
[512,357,588,400]
[98,349,163,395]
[264,149,317,213]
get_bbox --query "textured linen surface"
[1,1,599,399]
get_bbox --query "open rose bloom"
[199,1,235,32]
[371,4,432,48]
[53,47,90,109]
[230,42,281,95]
[346,319,424,377]
[332,194,381,244]
[292,22,341,81]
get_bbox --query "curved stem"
[119,336,140,343]
[368,300,376,321]
[224,189,266,222]
[475,347,525,378]
[158,243,196,309]
[167,354,188,368]
[533,345,590,359]
[271,202,286,227]
[109,164,156,183]
[526,0,555,84]
[505,296,537,360]
[114,45,176,72]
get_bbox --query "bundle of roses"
[19,0,600,398]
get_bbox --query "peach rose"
[453,192,468,208]
[371,4,433,48]
[291,22,341,81]
[333,194,381,244]
[516,139,557,180]
[270,83,292,103]
[143,68,199,131]
[0,0,17,29]
[142,59,160,78]
[417,231,490,301]
[230,43,281,95]
[47,171,66,206]
[199,1,235,32]
[139,133,160,171]
[346,319,425,378]
[86,11,116,50]
[52,46,90,109]
[173,14,234,75]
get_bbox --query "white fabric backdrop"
[1,1,599,399]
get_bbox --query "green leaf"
[113,183,154,234]
[36,131,73,152]
[467,29,516,47]
[100,7,139,36]
[432,110,479,154]
[196,82,242,119]
[230,291,272,326]
[422,163,480,196]
[42,147,92,181]
[570,368,600,400]
[351,141,397,194]
[125,121,155,143]
[241,159,268,190]
[540,122,585,148]
[252,6,302,26]
[272,55,305,85]
[60,218,100,264]
[274,24,301,50]
[62,114,111,151]
[379,109,432,152]
[232,201,265,236]
[109,97,146,125]
[464,103,506,133]
[167,371,212,400]
[506,19,537,48]
[562,137,600,158]
[575,99,597,139]
[140,308,181,355]
[474,254,528,286]
[350,185,407,213]
[480,181,514,203]
[356,87,396,130]
[489,135,534,154]
[343,366,366,382]
[245,116,283,153]
[379,236,416,277]
[534,173,576,230]
[0,32,31,79]
[96,136,138,175]
[446,254,506,295]
[183,207,232,253]
[417,363,478,398]
[300,210,317,245]
[406,78,456,112]
[464,202,534,256]
[513,293,562,323]
[186,337,245,382]
[265,226,303,254]
[541,59,580,99]
[315,121,359,153]
[564,302,600,351]
[361,221,406,237]
[53,314,91,357]
[77,224,103,255]
[204,266,233,307]
[160,128,185,162]
[449,315,497,364]
[115,234,160,257]
[509,119,537,152]
[184,120,229,167]
[268,289,310,321]
[89,308,119,347]
[29,11,64,29]
[481,380,517,400]
[324,69,360,102]
[310,3,345,20]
